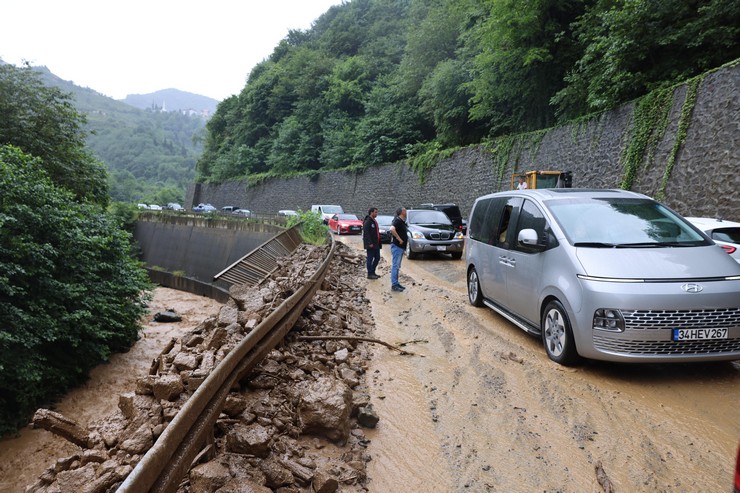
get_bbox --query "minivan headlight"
[593,308,625,332]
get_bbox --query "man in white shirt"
[517,177,528,190]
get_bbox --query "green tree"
[468,0,587,134]
[552,0,740,118]
[0,63,109,204]
[0,145,151,434]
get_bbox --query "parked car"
[193,203,216,213]
[278,209,298,217]
[405,209,465,259]
[165,203,184,211]
[418,203,467,235]
[148,204,163,211]
[684,217,740,263]
[465,188,740,365]
[328,213,363,235]
[231,209,252,217]
[221,205,240,213]
[137,203,149,210]
[377,214,394,243]
[311,204,344,224]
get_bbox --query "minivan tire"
[541,300,580,366]
[450,252,463,260]
[467,267,484,307]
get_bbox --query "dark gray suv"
[405,209,465,260]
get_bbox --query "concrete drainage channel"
[118,233,337,492]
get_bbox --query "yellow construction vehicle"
[511,170,572,190]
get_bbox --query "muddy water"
[0,289,223,493]
[341,235,740,493]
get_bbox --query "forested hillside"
[198,0,739,184]
[34,67,206,205]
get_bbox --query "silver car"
[465,189,740,365]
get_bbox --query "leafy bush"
[287,210,328,245]
[0,145,152,435]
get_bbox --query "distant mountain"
[27,65,206,205]
[123,89,218,115]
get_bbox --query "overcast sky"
[0,0,344,101]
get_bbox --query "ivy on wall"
[406,141,460,184]
[656,75,703,201]
[619,88,674,190]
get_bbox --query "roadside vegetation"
[0,64,152,436]
[287,210,330,245]
[197,0,739,183]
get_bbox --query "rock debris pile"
[27,241,379,493]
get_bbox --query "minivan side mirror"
[518,228,546,250]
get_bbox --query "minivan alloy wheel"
[541,300,579,365]
[467,267,483,307]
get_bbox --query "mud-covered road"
[1,234,738,493]
[345,235,740,493]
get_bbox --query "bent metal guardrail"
[118,232,335,493]
[213,224,303,288]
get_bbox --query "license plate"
[436,246,447,251]
[672,328,728,341]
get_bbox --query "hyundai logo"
[681,283,704,293]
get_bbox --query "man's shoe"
[397,284,406,290]
[368,274,380,279]
[391,285,404,292]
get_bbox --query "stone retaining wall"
[187,63,739,219]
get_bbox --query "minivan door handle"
[499,255,515,267]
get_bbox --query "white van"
[311,204,344,223]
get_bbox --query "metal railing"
[212,224,303,288]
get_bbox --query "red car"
[328,213,363,235]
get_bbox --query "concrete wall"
[187,63,739,220]
[133,214,284,284]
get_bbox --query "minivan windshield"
[408,210,452,225]
[547,198,709,247]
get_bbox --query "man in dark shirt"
[362,207,381,279]
[389,207,408,292]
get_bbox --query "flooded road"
[343,235,740,492]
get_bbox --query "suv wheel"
[467,267,483,307]
[405,243,418,260]
[541,300,580,365]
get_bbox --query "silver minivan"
[465,189,740,365]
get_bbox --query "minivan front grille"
[593,335,740,354]
[593,307,740,355]
[622,308,740,329]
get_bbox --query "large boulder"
[296,377,352,443]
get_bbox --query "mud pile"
[27,242,378,493]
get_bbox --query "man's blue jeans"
[391,243,404,287]
[366,247,380,276]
